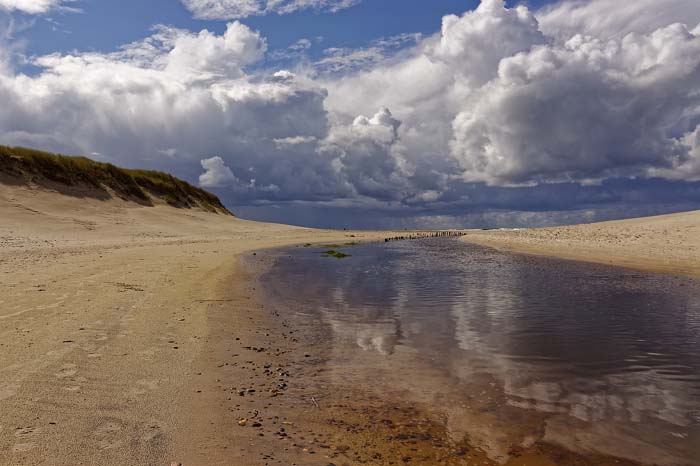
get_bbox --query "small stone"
[238,419,248,427]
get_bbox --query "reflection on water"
[262,239,700,465]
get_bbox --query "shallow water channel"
[261,239,700,465]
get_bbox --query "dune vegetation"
[0,145,231,214]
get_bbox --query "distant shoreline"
[461,210,700,278]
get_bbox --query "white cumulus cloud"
[199,156,238,187]
[318,107,414,200]
[326,0,700,188]
[0,0,75,14]
[539,0,700,40]
[0,20,331,201]
[451,24,700,185]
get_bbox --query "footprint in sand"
[120,317,135,327]
[12,443,36,453]
[141,424,164,444]
[94,422,124,450]
[14,426,41,437]
[127,379,160,397]
[55,364,77,379]
[63,374,86,392]
[13,426,41,452]
[137,379,160,391]
[0,382,20,401]
[137,348,156,359]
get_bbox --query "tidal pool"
[261,239,700,465]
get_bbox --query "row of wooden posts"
[385,231,465,242]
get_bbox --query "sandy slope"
[462,210,700,277]
[0,183,399,466]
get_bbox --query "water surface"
[262,239,700,465]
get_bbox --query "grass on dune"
[0,145,231,214]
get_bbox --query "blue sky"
[1,0,700,229]
[17,1,553,66]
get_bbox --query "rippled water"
[262,239,700,465]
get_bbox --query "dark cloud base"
[228,178,700,229]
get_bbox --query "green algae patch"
[321,250,352,259]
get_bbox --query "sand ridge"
[461,210,700,277]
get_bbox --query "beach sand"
[462,210,700,277]
[0,183,403,466]
[0,181,685,466]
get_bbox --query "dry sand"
[462,210,700,277]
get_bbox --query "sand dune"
[462,210,700,277]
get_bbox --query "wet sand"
[461,210,700,277]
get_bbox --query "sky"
[1,0,700,229]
